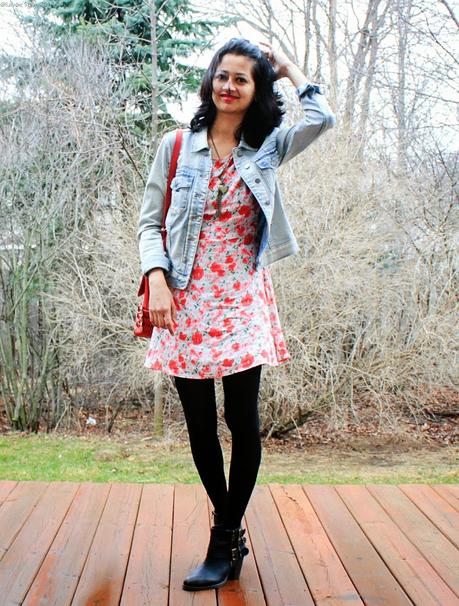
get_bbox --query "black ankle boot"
[211,509,226,527]
[182,526,249,591]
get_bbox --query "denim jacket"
[138,81,336,289]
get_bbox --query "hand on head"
[258,41,292,80]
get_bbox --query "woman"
[137,38,335,591]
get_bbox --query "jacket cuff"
[141,257,171,277]
[296,81,323,99]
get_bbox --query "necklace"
[209,130,221,160]
[208,130,229,218]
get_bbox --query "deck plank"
[0,481,78,606]
[0,480,17,506]
[244,484,315,605]
[270,483,363,605]
[169,483,216,606]
[368,484,459,597]
[337,484,458,605]
[0,481,456,604]
[0,481,48,559]
[400,484,459,549]
[304,484,412,605]
[70,483,142,606]
[433,484,459,512]
[22,482,110,606]
[120,484,173,606]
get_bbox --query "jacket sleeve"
[276,81,336,167]
[137,131,175,276]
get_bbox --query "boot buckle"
[231,545,242,562]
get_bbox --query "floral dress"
[144,152,290,379]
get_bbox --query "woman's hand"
[258,41,293,81]
[259,40,308,89]
[148,269,178,335]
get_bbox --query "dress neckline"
[212,151,233,166]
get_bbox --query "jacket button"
[236,150,243,157]
[255,178,261,183]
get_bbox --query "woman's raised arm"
[260,41,336,166]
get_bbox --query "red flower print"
[209,327,223,338]
[223,318,234,332]
[210,262,225,277]
[169,359,179,372]
[201,365,211,375]
[192,332,203,345]
[142,161,292,380]
[241,354,255,368]
[192,266,204,280]
[238,205,251,217]
[219,211,232,222]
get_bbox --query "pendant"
[215,183,229,218]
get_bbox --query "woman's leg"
[221,365,262,529]
[173,375,228,516]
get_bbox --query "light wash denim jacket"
[138,81,336,289]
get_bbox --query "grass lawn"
[0,432,457,484]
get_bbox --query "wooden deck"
[0,481,458,605]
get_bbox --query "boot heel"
[228,556,244,580]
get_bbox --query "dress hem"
[144,355,290,380]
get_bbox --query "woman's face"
[211,53,256,118]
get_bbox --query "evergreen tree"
[21,0,226,133]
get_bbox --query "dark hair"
[189,38,285,149]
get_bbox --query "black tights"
[174,365,262,530]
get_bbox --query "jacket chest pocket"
[253,157,276,197]
[170,170,196,212]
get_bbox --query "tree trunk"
[150,0,158,152]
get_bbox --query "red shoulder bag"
[134,129,183,338]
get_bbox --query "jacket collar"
[191,126,257,152]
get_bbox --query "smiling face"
[211,53,256,118]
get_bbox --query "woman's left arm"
[260,42,336,166]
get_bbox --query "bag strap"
[161,128,183,247]
[137,129,183,298]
